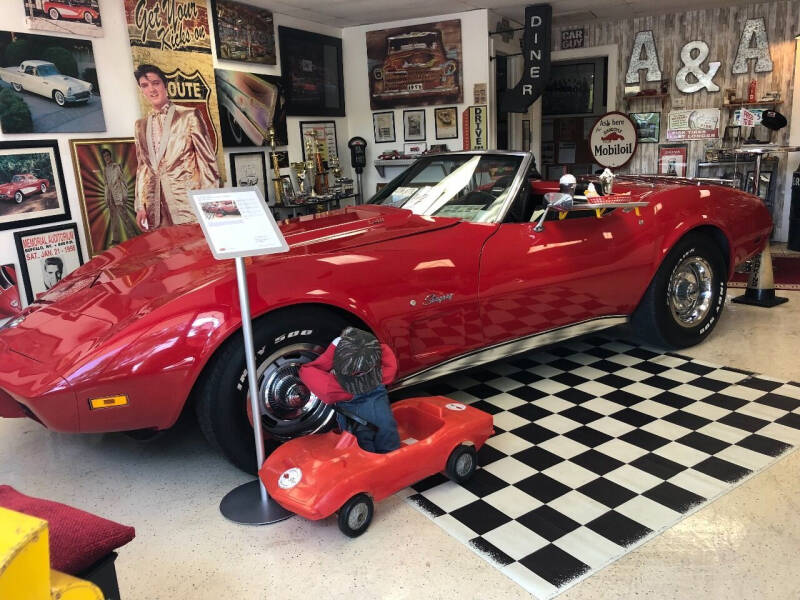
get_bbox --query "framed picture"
[746,169,774,203]
[367,19,463,109]
[0,140,70,231]
[373,112,396,143]
[279,26,345,117]
[0,31,105,134]
[22,0,103,37]
[215,69,287,147]
[69,137,141,257]
[404,142,427,156]
[300,121,338,166]
[403,109,426,141]
[434,107,458,140]
[522,119,531,150]
[229,151,268,200]
[14,222,84,305]
[658,143,688,178]
[631,112,660,143]
[210,0,276,65]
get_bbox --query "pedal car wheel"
[338,493,373,538]
[446,445,477,483]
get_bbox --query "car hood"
[0,183,18,193]
[46,74,90,89]
[10,203,457,333]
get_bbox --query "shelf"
[722,101,783,108]
[374,158,415,176]
[697,157,778,167]
[624,93,669,104]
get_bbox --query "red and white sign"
[666,108,720,140]
[588,112,637,168]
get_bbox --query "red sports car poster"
[22,0,103,37]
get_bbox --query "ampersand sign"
[675,41,720,93]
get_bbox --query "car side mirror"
[544,192,573,212]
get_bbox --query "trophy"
[292,161,307,200]
[304,131,328,195]
[268,127,284,206]
[304,159,318,198]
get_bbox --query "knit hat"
[333,327,382,395]
[761,110,787,131]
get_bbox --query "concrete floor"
[1,292,798,599]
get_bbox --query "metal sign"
[560,28,584,50]
[589,112,637,169]
[500,4,552,113]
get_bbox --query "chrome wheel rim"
[347,502,369,530]
[253,342,333,438]
[668,256,714,328]
[455,452,474,477]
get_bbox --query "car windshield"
[369,153,523,223]
[11,176,24,182]
[36,65,59,76]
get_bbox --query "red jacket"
[299,337,398,405]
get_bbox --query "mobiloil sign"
[589,112,637,169]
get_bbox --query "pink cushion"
[0,485,135,573]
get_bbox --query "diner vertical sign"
[500,4,552,113]
[124,0,225,176]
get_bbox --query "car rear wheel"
[11,82,22,92]
[53,90,66,106]
[338,493,373,537]
[40,183,47,193]
[445,444,477,483]
[631,232,727,349]
[14,191,23,204]
[84,11,93,24]
[49,8,60,19]
[194,307,349,473]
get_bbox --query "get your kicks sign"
[589,112,637,168]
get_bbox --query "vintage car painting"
[0,173,49,204]
[43,0,100,24]
[0,60,93,106]
[215,69,285,147]
[371,30,459,103]
[0,151,772,473]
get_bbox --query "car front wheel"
[84,11,93,24]
[14,191,23,204]
[40,183,47,193]
[49,8,60,19]
[631,233,727,349]
[338,494,373,537]
[53,90,66,106]
[445,444,477,483]
[11,82,22,92]
[195,307,349,473]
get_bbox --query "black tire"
[84,11,93,24]
[445,444,477,483]
[194,307,348,473]
[338,493,373,537]
[40,183,47,194]
[631,233,727,349]
[14,191,23,204]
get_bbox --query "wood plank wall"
[551,0,800,223]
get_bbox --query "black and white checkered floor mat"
[393,336,800,599]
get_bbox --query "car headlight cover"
[278,467,302,489]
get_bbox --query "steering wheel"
[461,190,496,208]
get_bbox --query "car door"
[478,206,656,346]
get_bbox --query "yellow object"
[558,211,568,220]
[88,395,129,410]
[0,507,103,600]
[595,208,607,219]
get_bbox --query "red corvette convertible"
[0,151,771,472]
[0,174,49,204]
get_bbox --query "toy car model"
[0,174,49,204]
[260,396,493,536]
[43,0,100,24]
[0,61,93,106]
[601,131,625,141]
[371,30,459,101]
[0,151,772,473]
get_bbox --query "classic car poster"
[0,264,22,320]
[123,0,225,181]
[0,31,105,133]
[435,107,457,140]
[229,151,267,200]
[658,143,688,177]
[631,112,660,143]
[14,221,83,305]
[278,26,345,117]
[22,0,103,37]
[373,111,395,143]
[403,109,426,142]
[210,0,276,65]
[69,137,141,257]
[0,139,70,231]
[367,19,463,110]
[666,108,720,141]
[300,121,338,164]
[215,69,287,147]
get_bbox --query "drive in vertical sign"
[468,105,487,150]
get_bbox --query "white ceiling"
[260,0,755,28]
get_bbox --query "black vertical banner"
[500,4,552,114]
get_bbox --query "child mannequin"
[299,327,401,453]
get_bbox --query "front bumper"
[65,91,91,102]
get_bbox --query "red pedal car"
[260,396,494,536]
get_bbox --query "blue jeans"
[335,385,401,454]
